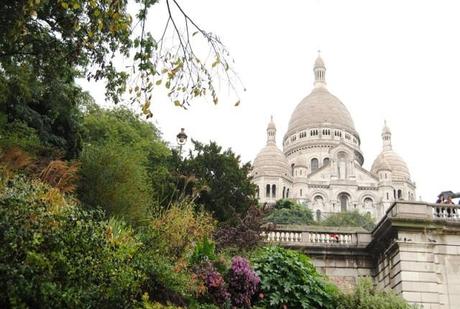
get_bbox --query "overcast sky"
[79,0,460,202]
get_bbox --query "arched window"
[272,184,276,198]
[282,187,286,199]
[256,186,259,199]
[364,197,373,208]
[311,158,319,172]
[291,163,295,176]
[323,158,330,166]
[300,189,303,196]
[314,195,324,207]
[339,193,349,212]
[286,188,289,198]
[266,184,270,198]
[386,192,389,200]
[316,209,321,221]
[397,189,402,200]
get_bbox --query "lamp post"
[176,128,188,156]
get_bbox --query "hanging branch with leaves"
[0,0,243,118]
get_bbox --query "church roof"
[287,87,356,134]
[253,143,289,177]
[371,151,411,181]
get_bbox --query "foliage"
[226,256,260,308]
[264,204,314,225]
[39,160,80,193]
[78,105,170,223]
[173,140,257,223]
[78,140,153,224]
[274,198,297,210]
[336,277,414,309]
[190,237,217,266]
[0,0,240,114]
[0,121,44,156]
[252,246,339,309]
[80,104,168,155]
[214,205,265,253]
[0,176,143,308]
[0,57,86,158]
[320,210,376,231]
[150,201,216,263]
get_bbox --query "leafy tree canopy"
[78,104,170,223]
[0,0,240,112]
[273,198,297,210]
[264,203,314,225]
[159,140,257,223]
[320,210,376,232]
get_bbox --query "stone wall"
[262,201,460,308]
[371,202,460,308]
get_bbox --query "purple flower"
[227,256,260,308]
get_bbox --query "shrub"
[150,201,216,264]
[227,256,260,308]
[251,246,338,309]
[320,210,376,231]
[264,204,314,225]
[78,141,153,224]
[336,277,414,309]
[190,237,217,266]
[214,205,265,253]
[273,198,297,210]
[0,176,142,308]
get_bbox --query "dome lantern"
[267,115,276,144]
[313,52,327,88]
[382,120,392,151]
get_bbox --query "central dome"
[287,87,356,135]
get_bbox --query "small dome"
[314,55,325,68]
[371,151,411,181]
[287,87,356,135]
[253,144,289,177]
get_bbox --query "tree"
[320,211,376,232]
[273,198,297,210]
[176,140,257,223]
[264,204,314,225]
[0,0,240,113]
[78,104,169,223]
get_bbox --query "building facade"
[252,55,416,221]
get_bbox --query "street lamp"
[176,128,188,155]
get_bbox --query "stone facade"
[252,55,416,222]
[262,202,460,308]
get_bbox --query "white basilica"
[251,55,416,221]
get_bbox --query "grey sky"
[79,0,460,202]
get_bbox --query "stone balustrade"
[432,204,460,220]
[260,225,370,248]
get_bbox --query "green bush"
[320,210,376,231]
[337,277,414,309]
[78,140,153,224]
[251,246,338,309]
[264,204,314,225]
[190,237,217,265]
[0,176,142,308]
[273,198,297,210]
